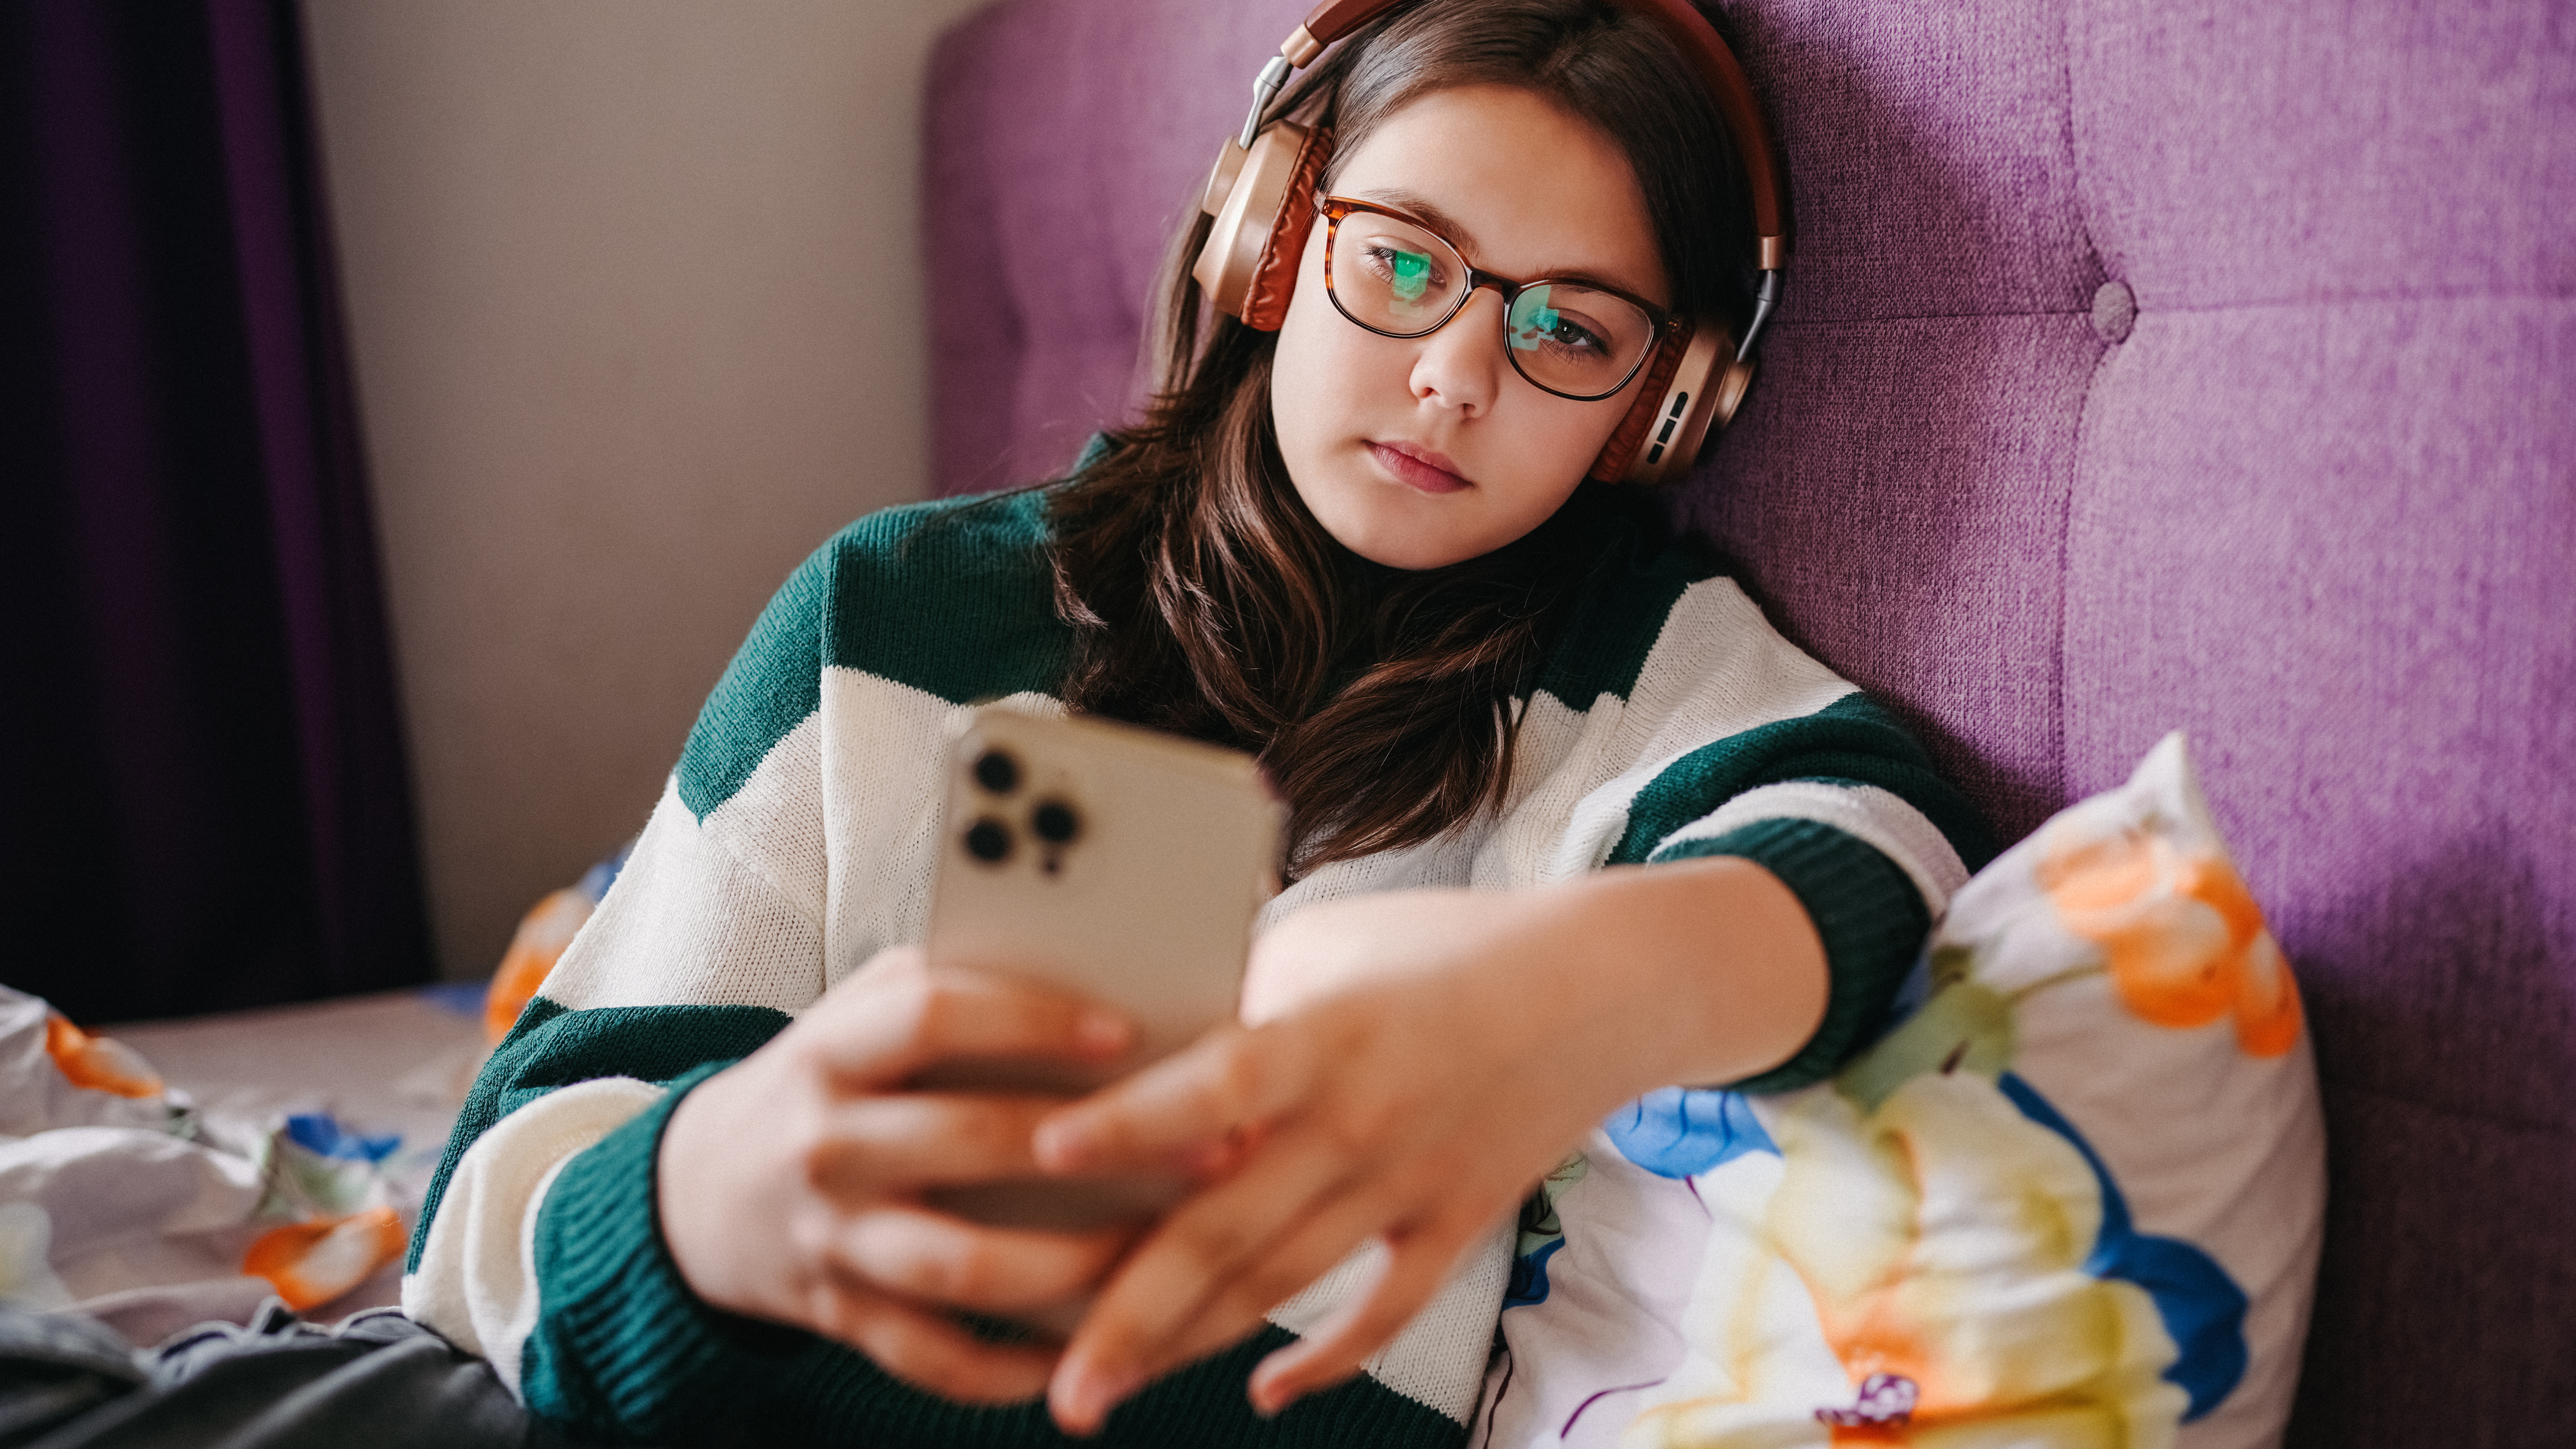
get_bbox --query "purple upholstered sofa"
[922,1,2575,1443]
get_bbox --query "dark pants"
[0,1301,582,1449]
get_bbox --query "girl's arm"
[1030,855,1826,1432]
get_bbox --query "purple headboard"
[924,2,2576,1441]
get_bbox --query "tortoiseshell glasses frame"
[1313,194,1679,403]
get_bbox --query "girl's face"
[1270,84,1668,571]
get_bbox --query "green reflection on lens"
[1390,249,1431,302]
[1509,284,1557,352]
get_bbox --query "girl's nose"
[1407,287,1507,416]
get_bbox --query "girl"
[405,2,1982,1445]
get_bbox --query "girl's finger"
[826,1203,1132,1316]
[1129,1162,1480,1399]
[1045,1126,1359,1432]
[809,1092,1069,1194]
[1112,1218,1391,1392]
[1246,1210,1496,1415]
[1033,1020,1310,1173]
[805,1273,1062,1405]
[809,963,1132,1086]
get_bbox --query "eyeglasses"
[1314,194,1676,403]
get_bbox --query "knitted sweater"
[402,483,1986,1448]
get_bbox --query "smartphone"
[917,704,1284,1230]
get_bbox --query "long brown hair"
[1050,0,1752,870]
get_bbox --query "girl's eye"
[1510,303,1615,364]
[1361,244,1446,303]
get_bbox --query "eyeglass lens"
[1328,208,1657,401]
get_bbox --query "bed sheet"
[2,986,486,1348]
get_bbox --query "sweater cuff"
[1654,818,1932,1094]
[519,1058,806,1437]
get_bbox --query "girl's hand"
[1030,858,1829,1433]
[658,946,1139,1405]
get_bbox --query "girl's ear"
[1194,124,1336,331]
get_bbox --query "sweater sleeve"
[1518,545,1992,1096]
[1614,690,1992,1093]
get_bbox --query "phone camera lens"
[1031,800,1080,845]
[963,817,1012,863]
[972,748,1020,795]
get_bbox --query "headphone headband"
[1251,0,1788,273]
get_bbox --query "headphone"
[1191,0,1790,486]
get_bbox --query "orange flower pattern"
[2036,827,2303,1057]
[42,1013,165,1097]
[242,1205,409,1312]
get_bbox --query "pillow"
[1481,732,2326,1449]
[482,841,632,1045]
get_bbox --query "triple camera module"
[962,746,1081,876]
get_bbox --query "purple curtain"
[0,0,430,1023]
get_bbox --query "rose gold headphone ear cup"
[1600,318,1752,486]
[1191,122,1333,329]
[1587,328,1693,483]
[1640,349,1754,483]
[1240,126,1333,331]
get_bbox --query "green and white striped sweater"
[403,483,1985,1447]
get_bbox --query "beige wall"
[303,0,989,980]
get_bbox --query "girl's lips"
[1367,440,1473,495]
